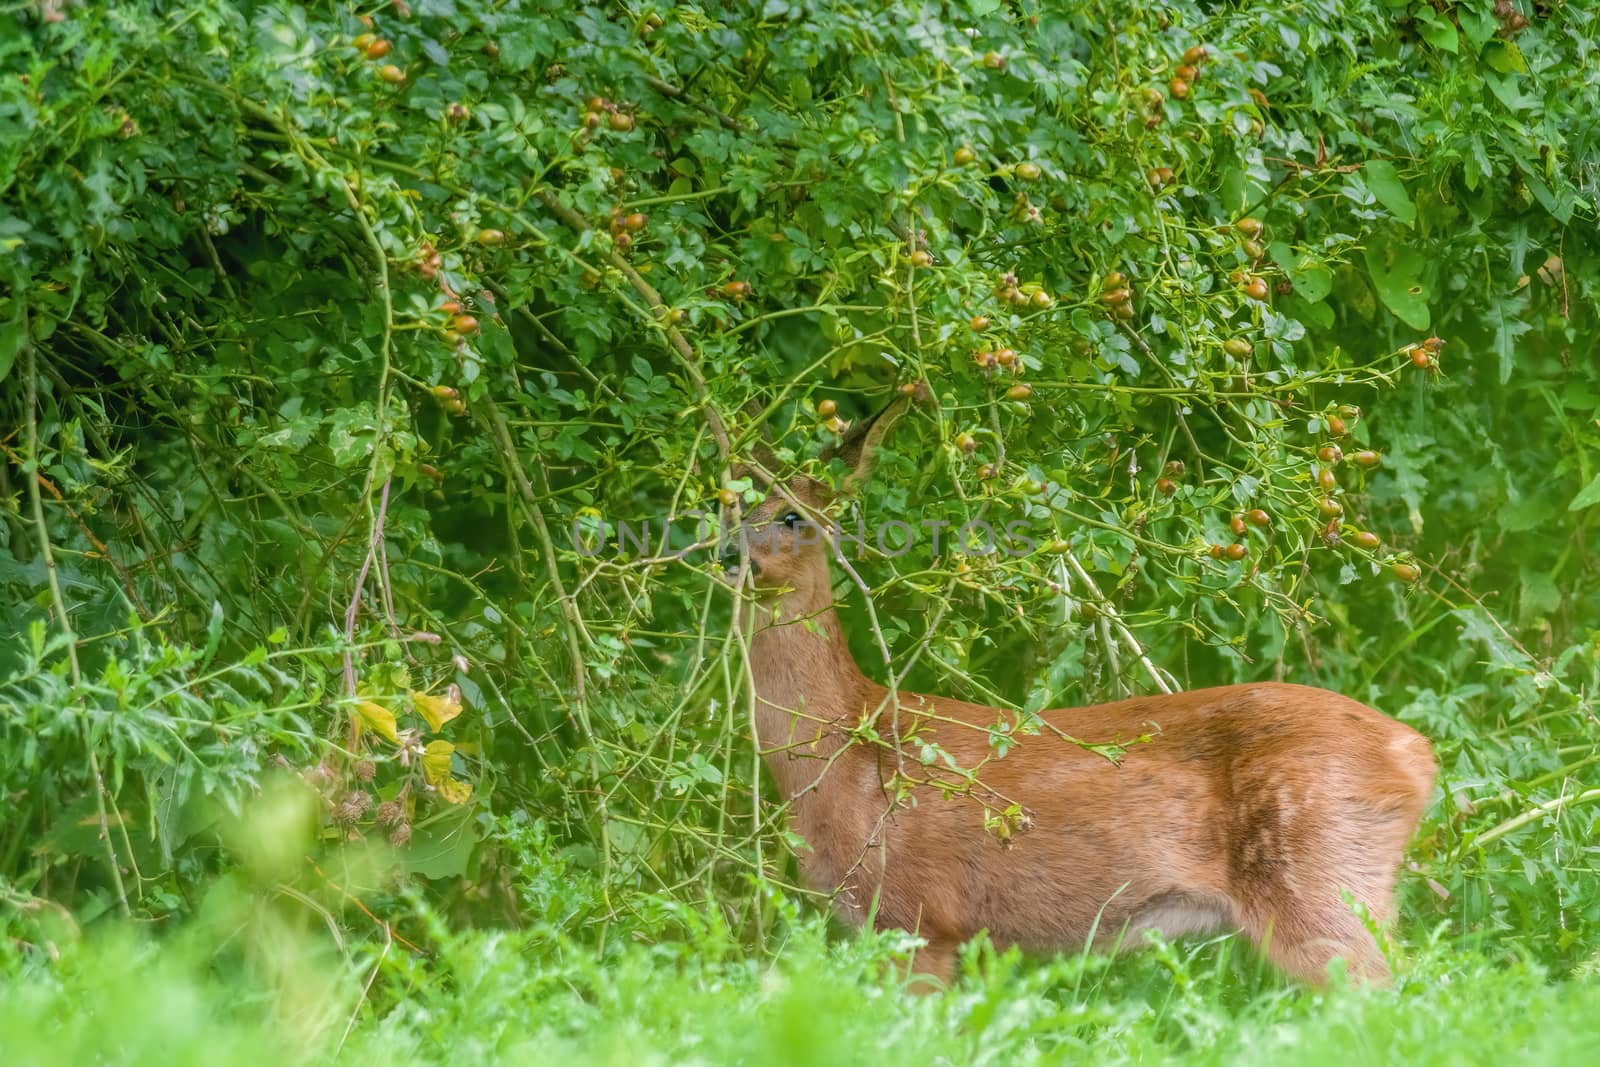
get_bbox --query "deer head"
[719,396,910,613]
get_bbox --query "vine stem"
[24,345,131,917]
[479,394,614,920]
[1470,788,1600,850]
[1059,548,1176,695]
[342,477,393,706]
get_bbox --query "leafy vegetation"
[1,0,1596,1062]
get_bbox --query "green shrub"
[0,0,1596,1055]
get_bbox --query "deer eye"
[781,511,803,529]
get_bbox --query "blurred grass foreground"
[2,0,1599,1064]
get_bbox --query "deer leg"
[901,935,959,993]
[1246,906,1391,986]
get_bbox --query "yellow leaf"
[421,739,453,782]
[422,739,473,805]
[411,690,461,733]
[354,700,398,743]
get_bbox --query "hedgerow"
[1,0,1597,1057]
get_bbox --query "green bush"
[1,0,1596,1059]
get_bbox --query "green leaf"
[1569,473,1600,512]
[0,298,24,384]
[1459,7,1497,50]
[1362,234,1432,330]
[1413,8,1459,52]
[402,809,479,880]
[1289,255,1334,303]
[1484,40,1528,73]
[1492,302,1533,384]
[202,601,224,665]
[1363,161,1416,224]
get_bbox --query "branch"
[24,346,131,917]
[534,189,732,464]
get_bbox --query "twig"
[478,393,615,908]
[534,189,732,464]
[24,347,131,917]
[643,75,749,133]
[1471,788,1600,850]
[1059,548,1175,695]
[0,438,151,619]
[342,477,392,703]
[337,922,393,1054]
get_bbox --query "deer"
[719,396,1436,990]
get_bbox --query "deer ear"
[828,395,914,496]
[731,397,781,488]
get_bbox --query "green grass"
[4,888,1596,1067]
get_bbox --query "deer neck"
[742,583,877,801]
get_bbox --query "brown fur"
[726,427,1435,990]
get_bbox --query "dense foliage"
[1,0,1596,1061]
